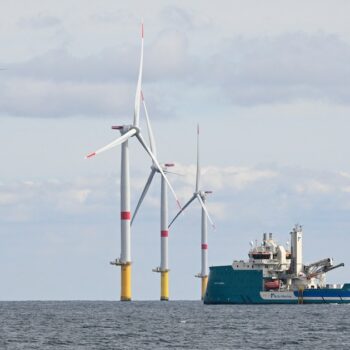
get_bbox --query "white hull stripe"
[260,292,350,301]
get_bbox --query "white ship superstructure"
[232,225,344,292]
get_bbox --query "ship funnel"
[269,233,273,240]
[263,233,267,245]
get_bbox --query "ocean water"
[0,301,349,349]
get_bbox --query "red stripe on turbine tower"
[202,243,208,250]
[121,211,131,220]
[161,230,169,237]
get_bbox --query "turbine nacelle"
[197,190,212,199]
[112,125,140,135]
[150,163,175,173]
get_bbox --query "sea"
[0,301,349,349]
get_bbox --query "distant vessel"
[204,225,350,304]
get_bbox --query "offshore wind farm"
[84,23,350,304]
[2,1,350,348]
[2,2,350,303]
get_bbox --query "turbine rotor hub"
[151,164,159,172]
[198,190,206,198]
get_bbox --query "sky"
[1,0,350,300]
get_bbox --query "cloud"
[0,192,18,205]
[146,30,191,80]
[0,77,133,117]
[205,166,279,191]
[173,164,279,192]
[295,180,332,195]
[2,29,191,84]
[203,32,350,105]
[168,164,350,224]
[2,47,138,84]
[18,14,61,29]
[90,9,135,25]
[2,164,349,226]
[0,30,191,118]
[2,30,350,119]
[159,5,211,31]
[0,177,116,223]
[160,6,195,31]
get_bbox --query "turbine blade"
[131,169,156,225]
[141,91,157,157]
[85,128,136,159]
[133,22,144,127]
[164,170,184,176]
[196,124,200,192]
[168,195,196,228]
[136,133,181,210]
[196,194,215,229]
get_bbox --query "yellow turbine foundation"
[201,276,208,300]
[121,263,132,301]
[160,271,169,301]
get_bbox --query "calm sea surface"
[0,301,349,349]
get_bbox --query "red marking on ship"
[161,230,169,237]
[202,243,208,250]
[121,211,131,220]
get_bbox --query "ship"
[204,225,350,304]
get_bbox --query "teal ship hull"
[204,265,350,304]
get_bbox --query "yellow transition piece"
[121,263,132,301]
[161,271,169,301]
[201,276,208,300]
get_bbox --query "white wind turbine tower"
[85,23,180,301]
[131,91,175,301]
[169,125,215,300]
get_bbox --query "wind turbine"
[169,125,215,300]
[85,23,180,301]
[131,91,175,301]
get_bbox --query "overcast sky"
[1,1,350,300]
